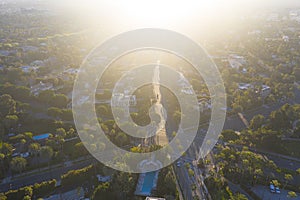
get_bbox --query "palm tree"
[284,174,293,189]
[112,172,135,199]
[253,169,263,185]
[59,137,65,157]
[40,146,53,168]
[287,191,297,198]
[296,168,300,175]
[0,153,5,175]
[28,143,40,156]
[10,157,27,174]
[20,139,26,152]
[28,143,40,165]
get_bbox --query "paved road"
[252,185,300,200]
[227,179,254,200]
[0,156,96,193]
[164,100,209,200]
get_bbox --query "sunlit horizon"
[46,0,300,38]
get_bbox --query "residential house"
[260,85,271,98]
[198,98,211,113]
[30,81,54,96]
[238,83,254,91]
[228,54,246,70]
[111,93,137,107]
[20,65,39,73]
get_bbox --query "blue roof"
[33,133,50,141]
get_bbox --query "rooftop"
[32,133,50,141]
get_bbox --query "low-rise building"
[238,83,271,98]
[238,83,254,90]
[228,54,246,70]
[30,60,44,67]
[32,133,50,142]
[112,93,137,107]
[282,35,289,42]
[30,81,54,96]
[20,65,39,73]
[96,175,111,182]
[198,98,211,113]
[260,85,271,98]
[21,45,39,52]
[64,68,79,74]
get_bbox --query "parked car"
[20,152,30,158]
[269,184,275,193]
[275,186,280,194]
[176,161,182,167]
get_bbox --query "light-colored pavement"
[152,61,169,146]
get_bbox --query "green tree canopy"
[10,157,27,173]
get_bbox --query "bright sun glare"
[113,0,222,25]
[65,0,236,28]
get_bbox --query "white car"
[176,161,182,167]
[275,186,280,194]
[269,184,275,193]
[20,152,30,158]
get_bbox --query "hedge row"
[1,164,101,200]
[3,179,56,200]
[33,179,56,198]
[61,164,95,187]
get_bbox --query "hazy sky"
[7,0,297,42]
[56,0,300,9]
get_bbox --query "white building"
[260,85,271,98]
[248,30,261,35]
[181,86,194,95]
[74,95,90,106]
[198,99,211,113]
[30,81,54,96]
[30,60,44,67]
[21,46,38,52]
[20,65,39,73]
[282,35,289,42]
[64,68,79,74]
[267,13,279,22]
[228,54,246,69]
[238,83,253,91]
[96,174,111,182]
[111,93,137,107]
[178,72,194,95]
